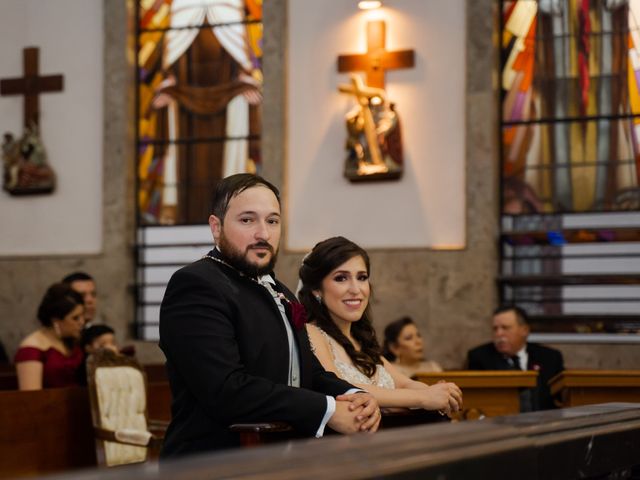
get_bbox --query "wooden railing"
[550,369,640,407]
[38,403,640,480]
[414,370,538,419]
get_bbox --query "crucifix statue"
[0,47,63,195]
[337,20,414,182]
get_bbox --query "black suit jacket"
[467,342,564,411]
[159,251,354,458]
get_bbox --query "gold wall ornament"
[338,74,403,182]
[336,20,414,182]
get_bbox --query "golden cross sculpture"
[337,20,415,89]
[0,47,64,128]
[338,74,387,170]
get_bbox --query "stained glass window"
[135,0,263,339]
[499,0,640,339]
[136,0,263,225]
[501,0,639,214]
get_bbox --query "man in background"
[467,305,564,411]
[62,272,98,326]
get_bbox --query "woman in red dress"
[15,283,85,390]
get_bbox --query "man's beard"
[218,232,278,278]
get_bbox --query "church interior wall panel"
[286,0,466,250]
[272,0,496,368]
[1,0,639,369]
[0,0,103,256]
[0,0,164,363]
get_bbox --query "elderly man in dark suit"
[159,174,380,459]
[467,305,564,411]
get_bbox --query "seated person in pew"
[81,324,118,355]
[77,324,121,387]
[15,283,86,390]
[467,305,564,411]
[382,316,443,377]
[299,236,462,415]
[62,271,99,327]
[80,319,136,358]
[159,174,381,459]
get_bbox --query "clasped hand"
[427,381,463,415]
[328,392,381,434]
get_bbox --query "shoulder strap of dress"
[314,326,341,360]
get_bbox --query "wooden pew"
[0,387,96,477]
[550,369,640,407]
[145,380,447,447]
[0,370,17,390]
[143,364,168,383]
[42,403,640,480]
[0,364,168,391]
[414,370,538,419]
[0,381,173,477]
[147,381,172,422]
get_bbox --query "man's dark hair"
[62,271,94,284]
[37,283,85,327]
[210,174,280,222]
[81,324,115,348]
[493,304,529,326]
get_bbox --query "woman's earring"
[315,294,322,304]
[53,322,62,337]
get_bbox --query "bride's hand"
[421,381,463,413]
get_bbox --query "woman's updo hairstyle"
[37,283,84,327]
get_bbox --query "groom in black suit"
[467,305,564,411]
[159,174,380,459]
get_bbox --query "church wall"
[286,0,465,251]
[0,0,637,369]
[0,0,103,256]
[267,0,640,369]
[0,0,162,363]
[266,0,499,369]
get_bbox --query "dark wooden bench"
[0,380,450,476]
[47,403,640,480]
[0,370,17,390]
[0,381,173,477]
[0,364,167,391]
[0,387,96,477]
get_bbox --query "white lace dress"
[311,326,395,389]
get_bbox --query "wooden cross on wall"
[0,47,64,128]
[337,20,415,89]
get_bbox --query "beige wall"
[0,0,637,368]
[0,0,104,257]
[264,0,497,369]
[0,0,161,363]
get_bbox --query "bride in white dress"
[298,236,462,414]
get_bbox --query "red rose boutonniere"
[287,301,309,330]
[532,364,541,372]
